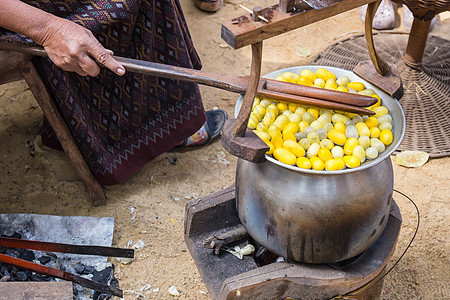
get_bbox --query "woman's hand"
[37,16,125,77]
[0,0,125,77]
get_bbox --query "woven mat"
[311,31,450,158]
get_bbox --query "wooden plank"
[221,0,377,49]
[0,282,73,300]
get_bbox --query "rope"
[333,189,420,299]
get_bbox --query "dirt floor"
[0,1,449,299]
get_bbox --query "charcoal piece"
[74,263,85,274]
[15,271,28,281]
[93,268,118,300]
[43,275,54,282]
[83,265,95,275]
[4,248,21,258]
[11,233,22,239]
[92,267,113,284]
[25,270,33,279]
[1,231,14,238]
[72,283,85,297]
[253,246,278,267]
[1,231,21,239]
[0,275,10,282]
[20,249,36,261]
[31,273,46,281]
[93,290,113,300]
[1,264,11,276]
[110,277,119,287]
[38,255,51,264]
[11,267,18,275]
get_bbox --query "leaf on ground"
[395,150,429,167]
[295,46,311,58]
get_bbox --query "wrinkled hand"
[37,16,125,77]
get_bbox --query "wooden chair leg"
[18,61,106,206]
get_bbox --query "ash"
[0,214,118,299]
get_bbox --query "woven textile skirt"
[0,0,206,185]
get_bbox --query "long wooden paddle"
[0,42,378,163]
[0,43,377,113]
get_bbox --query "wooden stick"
[232,42,263,137]
[203,224,248,255]
[0,237,134,258]
[364,1,389,75]
[258,89,375,115]
[263,78,377,107]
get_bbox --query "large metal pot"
[235,66,405,264]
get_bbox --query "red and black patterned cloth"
[0,0,206,185]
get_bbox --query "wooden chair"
[0,50,106,206]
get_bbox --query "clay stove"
[184,185,401,300]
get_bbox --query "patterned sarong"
[0,0,206,185]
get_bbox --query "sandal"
[181,109,228,147]
[194,0,224,12]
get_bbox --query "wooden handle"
[232,42,263,137]
[0,42,248,92]
[263,78,377,107]
[365,1,390,76]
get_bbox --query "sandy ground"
[0,1,449,299]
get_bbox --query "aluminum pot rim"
[234,65,406,175]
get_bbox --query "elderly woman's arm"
[0,0,125,76]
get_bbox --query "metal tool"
[0,237,134,298]
[0,237,134,258]
[0,253,123,297]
